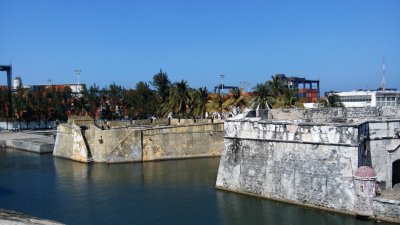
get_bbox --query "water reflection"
[0,148,393,225]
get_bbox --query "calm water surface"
[0,148,391,225]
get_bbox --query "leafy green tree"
[151,69,171,102]
[85,84,101,118]
[108,82,124,119]
[134,81,157,119]
[0,89,10,120]
[122,90,137,119]
[12,87,28,127]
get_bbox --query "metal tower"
[381,58,386,91]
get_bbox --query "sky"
[1,0,399,94]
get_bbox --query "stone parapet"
[225,119,359,146]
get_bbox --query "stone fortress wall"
[216,107,400,223]
[53,118,224,163]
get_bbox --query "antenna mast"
[381,58,386,91]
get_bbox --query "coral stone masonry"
[216,107,400,223]
[53,118,224,163]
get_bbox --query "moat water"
[0,148,392,225]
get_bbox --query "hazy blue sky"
[1,0,399,93]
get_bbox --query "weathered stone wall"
[53,124,90,162]
[268,108,304,121]
[217,116,400,222]
[53,122,224,163]
[216,119,359,212]
[170,118,223,126]
[365,120,400,189]
[142,123,224,161]
[87,126,143,163]
[225,120,359,145]
[268,107,400,123]
[373,198,400,223]
[381,107,400,118]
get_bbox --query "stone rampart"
[217,119,359,212]
[364,120,400,189]
[216,115,400,223]
[226,119,360,146]
[373,198,400,223]
[86,126,143,163]
[53,122,224,163]
[142,123,223,161]
[53,124,91,162]
[268,107,400,123]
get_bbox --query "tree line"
[0,71,340,124]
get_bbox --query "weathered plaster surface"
[53,124,89,162]
[217,120,359,211]
[217,109,400,223]
[373,198,400,222]
[53,122,224,163]
[142,123,223,161]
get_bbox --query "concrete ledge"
[11,139,54,153]
[142,154,221,162]
[372,198,400,223]
[374,197,400,205]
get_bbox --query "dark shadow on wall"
[393,159,400,187]
[358,123,372,167]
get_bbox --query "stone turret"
[354,166,377,217]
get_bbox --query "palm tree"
[319,94,344,108]
[225,88,249,115]
[188,87,208,119]
[166,80,190,118]
[268,74,284,97]
[206,93,231,119]
[282,88,299,108]
[151,69,171,102]
[251,83,273,109]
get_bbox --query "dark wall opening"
[393,159,400,187]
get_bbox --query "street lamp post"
[220,74,225,93]
[74,69,82,94]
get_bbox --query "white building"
[327,89,400,107]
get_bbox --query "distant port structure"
[213,74,320,104]
[326,89,400,108]
[214,74,239,93]
[0,64,13,117]
[325,59,399,108]
[278,74,320,103]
